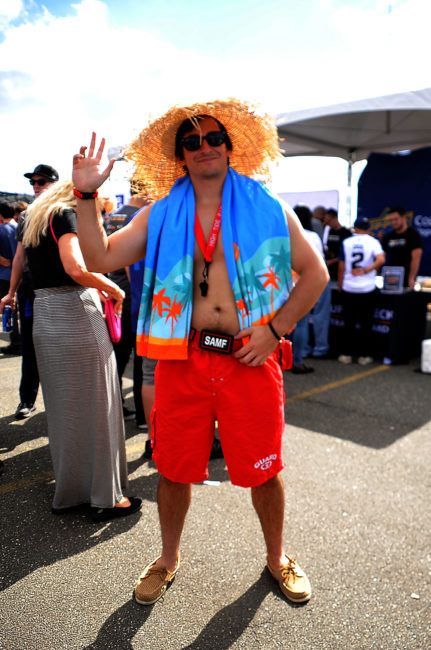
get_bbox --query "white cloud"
[0,0,260,193]
[0,0,430,199]
[0,0,24,30]
[325,0,431,97]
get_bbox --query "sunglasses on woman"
[29,179,50,187]
[181,131,228,152]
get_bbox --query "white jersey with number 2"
[340,233,384,293]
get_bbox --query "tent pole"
[346,154,353,227]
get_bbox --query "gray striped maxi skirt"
[33,286,128,510]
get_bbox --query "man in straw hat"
[73,99,328,605]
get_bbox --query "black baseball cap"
[354,217,370,230]
[24,164,59,182]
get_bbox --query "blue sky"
[1,0,430,219]
[8,0,345,57]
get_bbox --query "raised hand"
[72,132,116,192]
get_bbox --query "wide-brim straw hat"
[126,98,281,202]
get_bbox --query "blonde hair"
[22,179,77,248]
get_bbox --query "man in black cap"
[0,163,59,418]
[337,217,385,366]
[23,164,59,198]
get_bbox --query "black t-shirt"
[325,226,352,280]
[105,205,139,306]
[381,226,423,284]
[25,209,79,289]
[16,211,31,277]
[16,213,25,242]
[105,204,138,237]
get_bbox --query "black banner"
[329,289,429,364]
[357,147,431,276]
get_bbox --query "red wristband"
[73,188,98,200]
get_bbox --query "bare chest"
[191,221,239,332]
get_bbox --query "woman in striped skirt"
[22,179,142,522]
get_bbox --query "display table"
[329,289,430,364]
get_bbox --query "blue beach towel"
[137,168,293,359]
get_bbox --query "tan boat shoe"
[134,556,180,605]
[267,554,311,603]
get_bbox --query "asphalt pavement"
[1,331,430,650]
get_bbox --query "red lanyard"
[194,203,222,296]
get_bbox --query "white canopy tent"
[276,87,431,160]
[276,88,431,221]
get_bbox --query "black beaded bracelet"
[268,321,282,342]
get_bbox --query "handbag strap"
[49,211,58,244]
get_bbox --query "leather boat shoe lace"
[134,556,180,605]
[267,554,311,603]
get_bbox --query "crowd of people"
[288,203,424,370]
[0,97,425,607]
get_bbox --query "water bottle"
[2,306,14,332]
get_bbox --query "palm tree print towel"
[136,168,293,359]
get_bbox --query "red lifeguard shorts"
[151,335,286,487]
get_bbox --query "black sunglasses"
[29,178,50,187]
[181,131,227,152]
